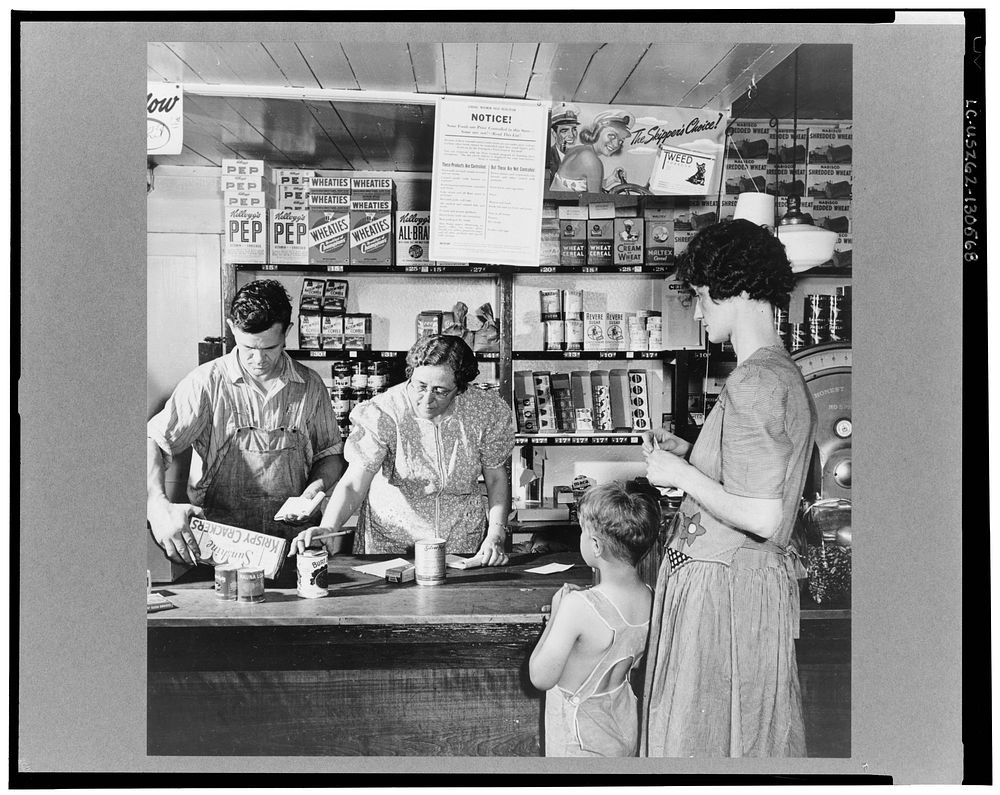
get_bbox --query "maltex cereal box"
[644,207,674,266]
[269,209,310,265]
[223,207,267,264]
[396,211,431,266]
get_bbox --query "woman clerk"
[290,335,515,566]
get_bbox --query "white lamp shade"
[776,224,838,272]
[733,192,775,228]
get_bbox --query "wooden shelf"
[514,433,643,446]
[290,349,500,361]
[513,350,672,361]
[234,263,506,275]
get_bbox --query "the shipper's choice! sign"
[189,517,288,579]
[147,82,183,155]
[430,96,548,268]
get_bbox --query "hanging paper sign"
[430,95,548,267]
[647,145,720,195]
[546,101,728,196]
[147,82,183,155]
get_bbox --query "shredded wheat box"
[396,210,431,265]
[269,209,310,265]
[223,207,267,264]
[308,209,351,266]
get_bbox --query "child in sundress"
[528,482,659,756]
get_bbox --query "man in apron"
[147,279,344,566]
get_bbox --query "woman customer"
[639,219,817,757]
[290,334,514,566]
[549,109,633,193]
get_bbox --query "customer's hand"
[640,427,691,457]
[287,525,340,557]
[475,530,509,567]
[644,448,690,490]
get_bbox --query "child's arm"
[528,584,585,691]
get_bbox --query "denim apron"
[200,375,311,542]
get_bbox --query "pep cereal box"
[269,209,310,265]
[223,207,267,264]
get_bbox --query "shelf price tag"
[598,351,617,359]
[348,350,358,358]
[261,264,278,271]
[309,351,325,358]
[582,267,598,273]
[540,266,556,273]
[326,265,344,272]
[564,351,581,359]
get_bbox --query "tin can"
[367,360,389,390]
[350,362,369,390]
[214,563,239,601]
[296,549,329,598]
[330,386,355,418]
[331,361,352,389]
[414,537,447,586]
[237,567,265,603]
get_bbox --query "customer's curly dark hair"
[228,279,293,333]
[676,218,795,310]
[405,334,480,393]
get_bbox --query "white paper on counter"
[273,491,324,521]
[351,558,411,578]
[525,562,576,575]
[445,554,483,570]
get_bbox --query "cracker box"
[644,207,674,266]
[531,372,557,432]
[627,370,650,432]
[550,373,576,433]
[308,209,351,266]
[396,210,431,266]
[609,369,632,431]
[586,202,615,267]
[269,209,310,265]
[613,216,644,267]
[224,191,268,210]
[558,206,588,267]
[223,207,267,264]
[320,314,345,351]
[349,195,394,266]
[570,371,595,432]
[584,311,606,351]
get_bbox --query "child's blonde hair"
[577,482,661,566]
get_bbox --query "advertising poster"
[146,82,183,155]
[430,96,548,267]
[546,101,728,196]
[806,197,853,268]
[808,122,854,164]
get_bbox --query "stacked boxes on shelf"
[539,288,663,352]
[222,159,269,264]
[514,368,651,435]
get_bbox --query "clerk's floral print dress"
[640,345,817,757]
[345,382,514,554]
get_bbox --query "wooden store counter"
[147,552,850,757]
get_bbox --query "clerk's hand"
[148,501,204,566]
[640,427,691,457]
[643,448,690,490]
[288,525,338,557]
[475,531,509,567]
[280,485,327,526]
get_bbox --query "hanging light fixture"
[773,49,836,272]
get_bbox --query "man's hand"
[475,530,509,567]
[640,427,692,457]
[148,501,204,566]
[276,486,326,526]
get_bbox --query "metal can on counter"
[331,361,352,389]
[214,563,240,601]
[367,360,389,391]
[414,537,447,586]
[296,548,329,598]
[330,385,355,419]
[236,567,265,603]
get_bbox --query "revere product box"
[605,312,626,351]
[308,209,351,266]
[224,191,268,210]
[661,273,704,349]
[613,217,644,266]
[609,369,632,431]
[558,206,588,267]
[586,202,616,267]
[349,196,394,266]
[223,207,267,264]
[513,371,539,434]
[590,370,614,432]
[396,210,431,265]
[644,207,675,266]
[584,311,606,351]
[269,209,310,265]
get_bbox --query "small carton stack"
[222,159,268,264]
[308,176,351,267]
[272,169,313,210]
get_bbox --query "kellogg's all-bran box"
[223,207,267,264]
[269,209,310,265]
[396,210,431,266]
[349,179,394,267]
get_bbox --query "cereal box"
[613,217,643,266]
[558,206,588,267]
[349,195,393,266]
[223,207,267,264]
[586,203,615,267]
[308,209,351,266]
[644,207,674,266]
[269,209,310,265]
[396,210,431,266]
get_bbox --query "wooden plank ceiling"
[148,41,850,171]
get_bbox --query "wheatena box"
[308,207,351,266]
[269,209,310,265]
[223,207,267,264]
[349,195,393,266]
[396,211,431,266]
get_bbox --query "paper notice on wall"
[147,83,183,155]
[430,96,548,267]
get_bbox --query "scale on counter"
[793,341,852,501]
